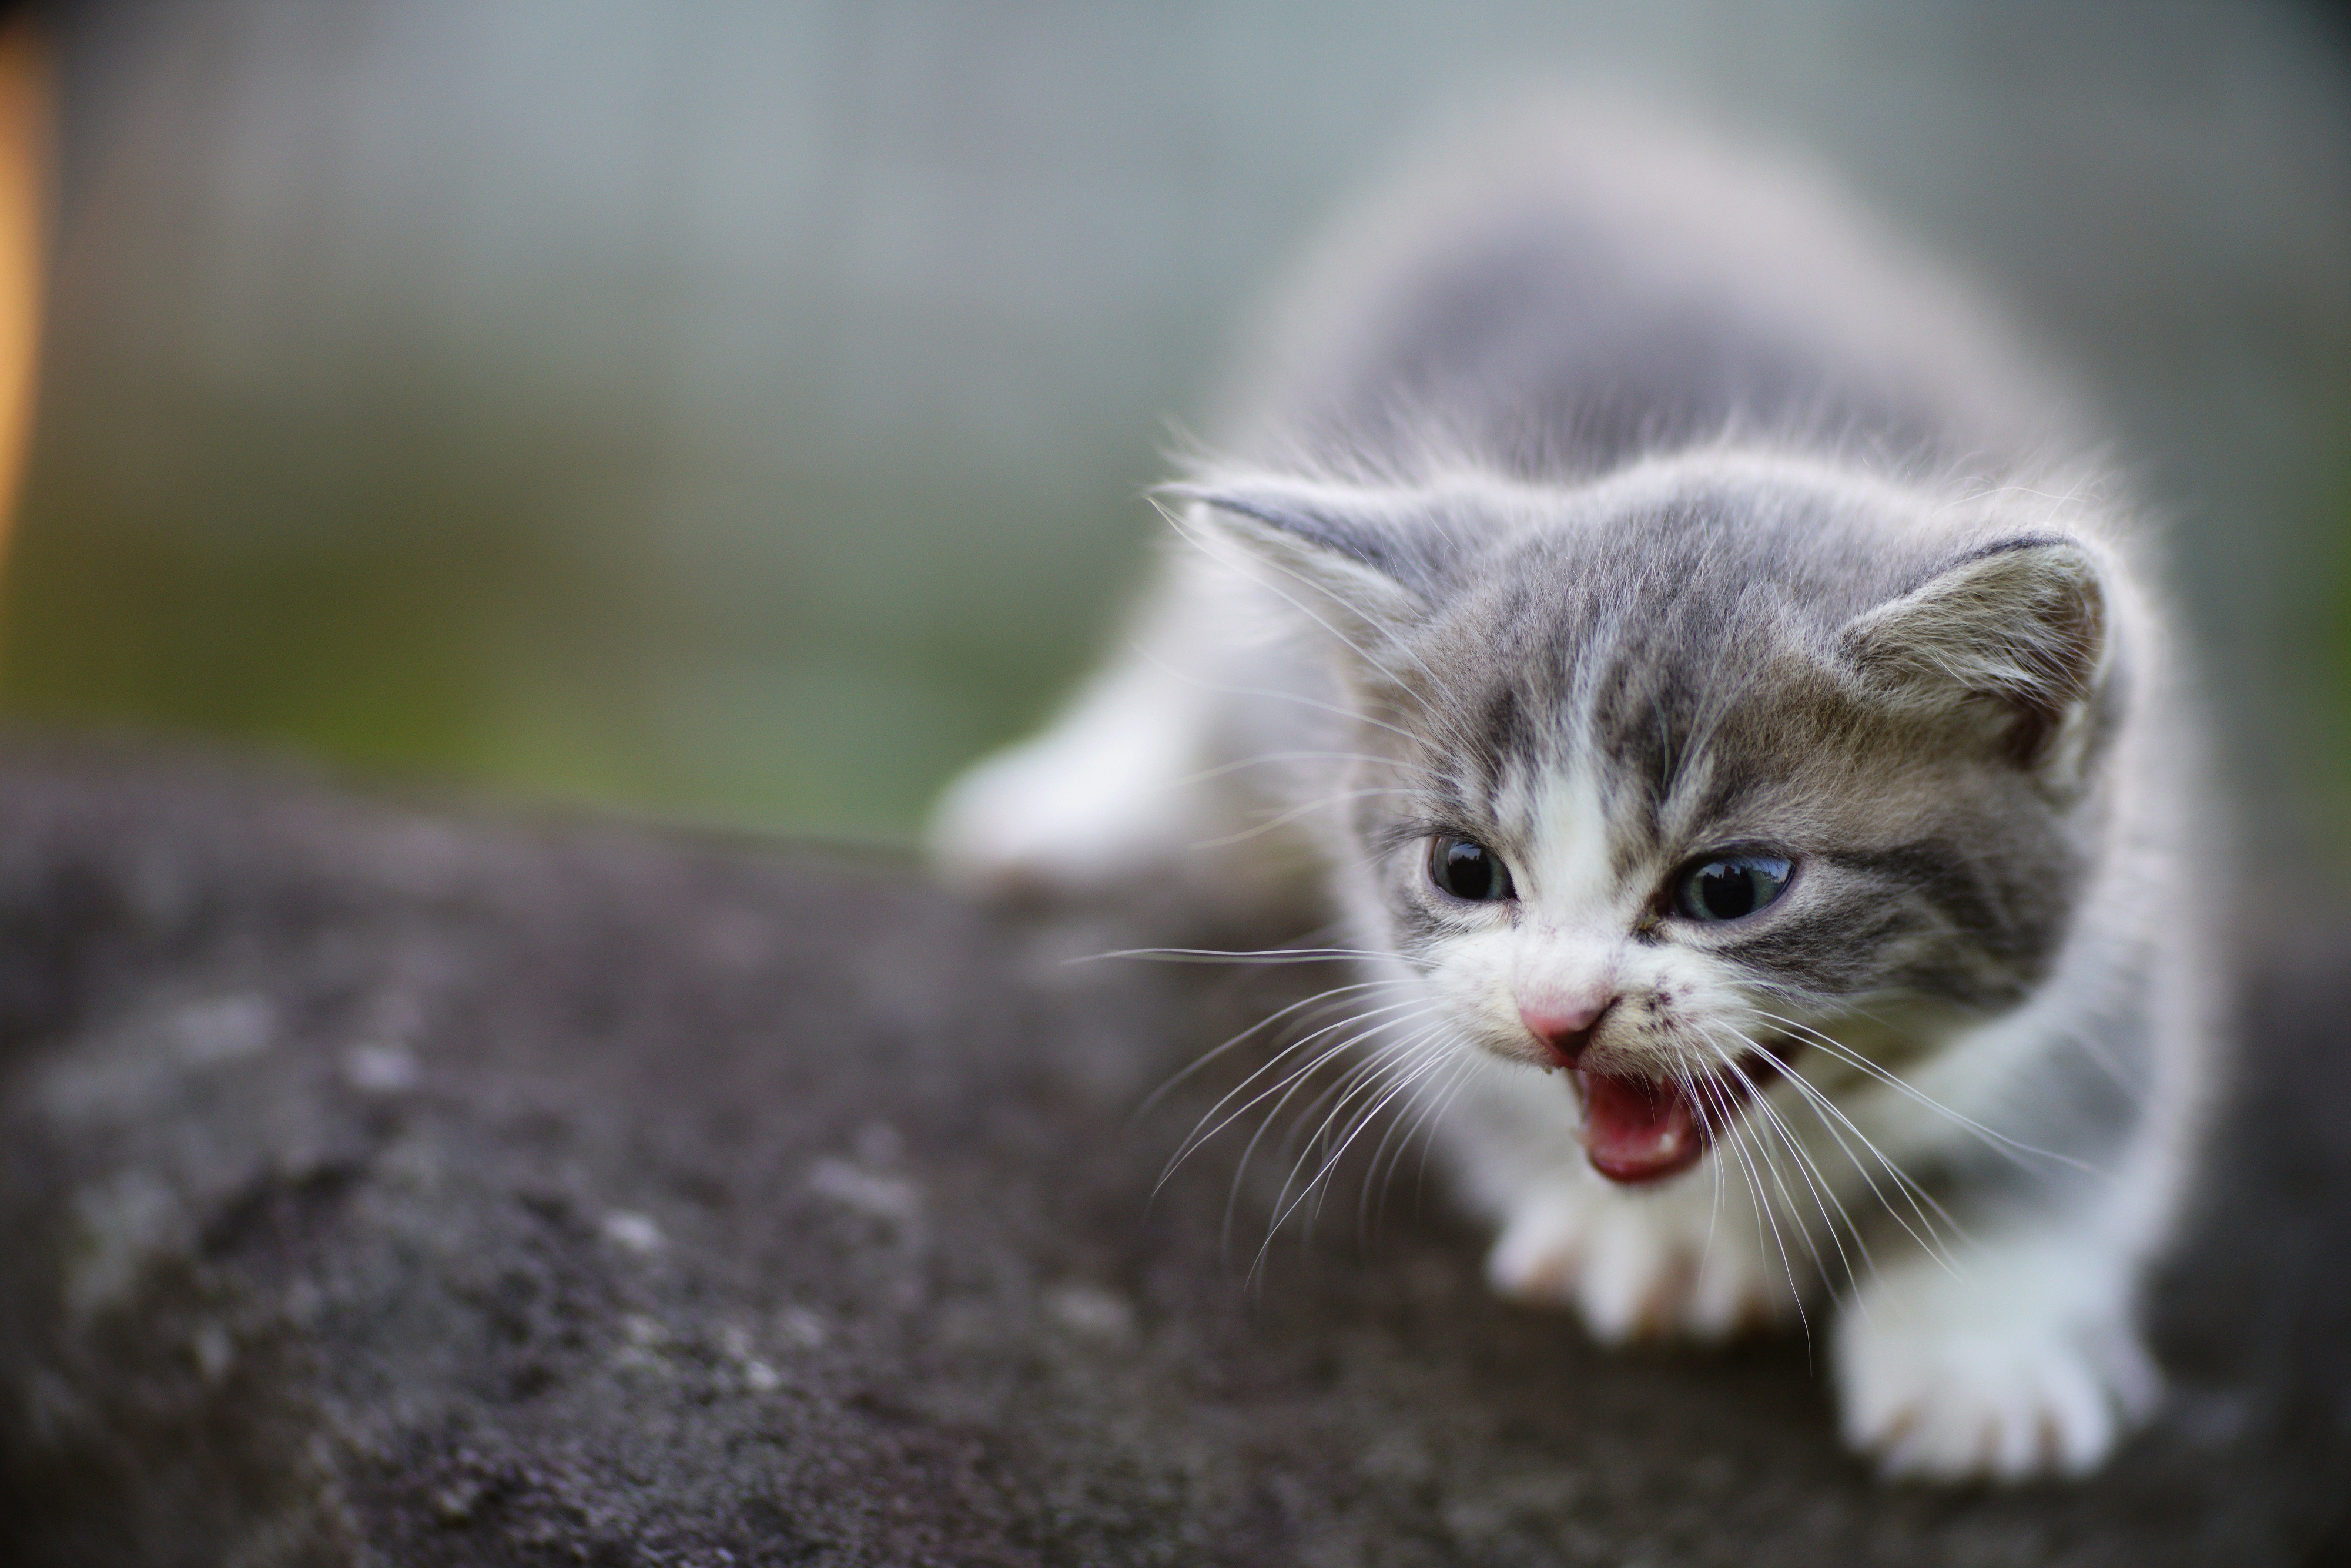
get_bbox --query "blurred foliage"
[0,0,2345,855]
[0,370,1137,835]
[2326,394,2351,817]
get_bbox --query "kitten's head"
[1177,450,2124,1183]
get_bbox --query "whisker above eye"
[1166,749,1425,789]
[1161,511,1488,763]
[1127,641,1437,755]
[1186,787,1446,852]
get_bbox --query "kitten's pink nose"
[1519,994,1615,1067]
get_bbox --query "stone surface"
[0,739,2344,1566]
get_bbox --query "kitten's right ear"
[1160,475,1438,629]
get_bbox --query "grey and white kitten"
[930,103,2221,1482]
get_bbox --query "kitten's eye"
[1673,854,1793,923]
[1429,835,1515,902]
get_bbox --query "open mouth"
[1573,1042,1802,1185]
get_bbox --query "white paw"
[1834,1289,2159,1482]
[928,745,1114,897]
[1484,1178,1802,1343]
[927,682,1194,899]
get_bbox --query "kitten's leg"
[1832,1202,2159,1481]
[929,654,1222,899]
[932,554,1337,916]
[1450,1073,1812,1342]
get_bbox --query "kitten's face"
[1357,678,2069,1182]
[1194,455,2113,1184]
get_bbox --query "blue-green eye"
[1673,854,1793,922]
[1429,835,1515,902]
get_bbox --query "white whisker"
[1158,997,1438,1194]
[1748,1009,2105,1181]
[1714,1021,1972,1276]
[1215,1012,1442,1255]
[1133,977,1405,1123]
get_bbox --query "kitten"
[930,102,2222,1482]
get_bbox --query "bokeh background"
[0,0,2345,865]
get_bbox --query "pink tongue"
[1580,1072,1706,1184]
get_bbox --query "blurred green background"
[1,0,2346,859]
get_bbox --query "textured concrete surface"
[0,739,2345,1566]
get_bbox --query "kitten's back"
[1223,100,2071,484]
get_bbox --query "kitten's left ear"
[1160,475,1444,630]
[1838,537,2109,768]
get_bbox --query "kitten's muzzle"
[1519,994,1616,1068]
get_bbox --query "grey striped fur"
[930,100,2222,1483]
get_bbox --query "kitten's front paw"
[1485,1179,1801,1343]
[928,665,1221,902]
[1834,1286,2160,1482]
[929,728,1171,900]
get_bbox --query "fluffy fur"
[930,103,2222,1483]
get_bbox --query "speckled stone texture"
[0,739,2343,1566]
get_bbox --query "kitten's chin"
[1576,1048,1793,1185]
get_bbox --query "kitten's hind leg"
[1832,1204,2160,1482]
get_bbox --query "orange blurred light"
[0,14,46,568]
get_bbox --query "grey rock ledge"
[0,738,2344,1566]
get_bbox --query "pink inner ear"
[1579,1071,1708,1183]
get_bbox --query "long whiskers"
[1746,1008,2104,1181]
[1074,946,1403,966]
[1713,1021,1971,1278]
[1706,1040,1869,1299]
[1251,1023,1455,1282]
[1694,1066,1810,1338]
[1698,1059,1834,1296]
[1221,1014,1445,1262]
[1360,1050,1483,1235]
[1160,994,1440,1194]
[1131,975,1414,1122]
